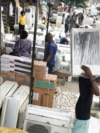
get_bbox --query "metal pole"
[0,1,1,71]
[46,2,51,34]
[46,0,55,33]
[29,0,39,104]
[44,1,52,59]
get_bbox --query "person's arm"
[81,65,99,96]
[28,42,31,55]
[14,40,21,56]
[45,55,52,62]
[24,16,26,24]
[45,44,53,62]
[19,15,21,23]
[89,74,99,96]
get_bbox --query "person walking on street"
[72,65,100,133]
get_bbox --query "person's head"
[20,31,28,39]
[21,10,25,16]
[93,20,96,24]
[59,3,62,6]
[42,17,46,20]
[85,26,88,28]
[45,33,53,42]
[67,15,70,19]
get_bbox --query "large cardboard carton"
[0,71,15,81]
[0,47,6,55]
[33,60,47,78]
[32,87,55,108]
[32,90,41,106]
[34,74,57,89]
[15,73,30,86]
[32,74,57,107]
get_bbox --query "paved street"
[53,81,79,132]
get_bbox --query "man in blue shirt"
[60,37,69,44]
[44,33,57,74]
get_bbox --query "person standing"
[60,37,69,44]
[57,3,63,12]
[65,15,70,33]
[44,33,57,74]
[70,14,76,31]
[93,16,96,28]
[19,10,26,34]
[14,30,31,57]
[78,13,84,26]
[41,16,47,25]
[72,65,99,133]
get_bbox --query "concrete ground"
[52,79,79,131]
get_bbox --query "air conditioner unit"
[0,77,3,85]
[0,85,29,128]
[23,104,72,133]
[24,6,36,30]
[13,85,29,129]
[91,95,100,110]
[0,80,18,109]
[0,97,20,127]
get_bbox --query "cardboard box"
[0,71,15,81]
[15,73,30,86]
[34,74,57,89]
[32,87,55,108]
[0,47,6,55]
[33,60,47,78]
[32,91,41,106]
[32,74,57,107]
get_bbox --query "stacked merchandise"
[15,60,31,74]
[1,54,15,71]
[0,85,29,129]
[33,60,57,108]
[0,71,16,81]
[0,77,3,84]
[1,54,31,74]
[23,104,72,133]
[0,80,18,109]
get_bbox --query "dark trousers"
[19,23,25,34]
[48,64,54,74]
[65,24,69,33]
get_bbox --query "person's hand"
[81,65,99,96]
[81,65,93,78]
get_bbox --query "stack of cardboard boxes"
[0,60,57,108]
[0,71,30,86]
[0,71,16,81]
[33,60,57,108]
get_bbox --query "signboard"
[71,28,100,76]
